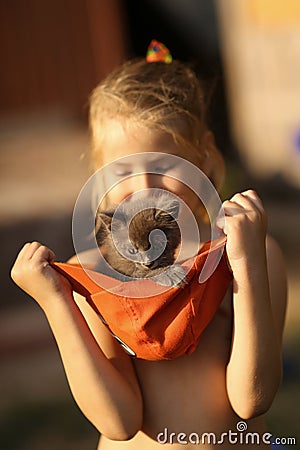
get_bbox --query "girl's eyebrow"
[112,156,168,166]
[111,154,178,170]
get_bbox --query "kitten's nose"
[141,256,154,267]
[143,261,154,268]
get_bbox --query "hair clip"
[146,40,172,64]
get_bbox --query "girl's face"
[93,120,215,219]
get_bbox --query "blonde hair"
[89,58,224,191]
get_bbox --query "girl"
[11,45,287,449]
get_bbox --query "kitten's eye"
[128,247,138,255]
[154,239,165,249]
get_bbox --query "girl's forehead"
[98,119,184,164]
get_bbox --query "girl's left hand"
[216,190,267,268]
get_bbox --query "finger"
[216,199,247,234]
[241,190,264,213]
[11,242,44,282]
[32,245,56,265]
[215,204,230,230]
[215,205,225,229]
[27,242,46,260]
[221,199,246,216]
[14,242,32,262]
[229,193,261,213]
[15,242,41,263]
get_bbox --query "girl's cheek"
[105,185,129,204]
[162,177,197,208]
[101,174,131,204]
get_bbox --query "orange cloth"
[52,238,232,360]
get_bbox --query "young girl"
[11,44,287,449]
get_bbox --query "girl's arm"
[219,190,287,419]
[11,242,143,440]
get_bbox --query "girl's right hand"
[11,242,73,308]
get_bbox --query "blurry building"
[217,0,300,187]
[0,0,128,118]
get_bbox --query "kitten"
[95,194,185,286]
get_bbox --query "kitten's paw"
[152,264,186,287]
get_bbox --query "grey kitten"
[95,195,185,286]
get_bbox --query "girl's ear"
[201,131,225,191]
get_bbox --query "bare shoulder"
[266,234,288,340]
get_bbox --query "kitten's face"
[126,210,170,267]
[112,224,166,268]
[96,196,180,269]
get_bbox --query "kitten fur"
[95,193,184,284]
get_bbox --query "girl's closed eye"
[151,161,177,173]
[153,164,173,173]
[113,165,132,177]
[115,170,132,177]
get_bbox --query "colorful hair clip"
[146,40,172,64]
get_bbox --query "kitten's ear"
[155,200,179,220]
[97,212,113,231]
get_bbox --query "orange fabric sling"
[52,238,232,360]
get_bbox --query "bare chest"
[133,286,234,436]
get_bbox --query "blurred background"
[1,0,299,448]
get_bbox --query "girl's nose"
[130,173,162,192]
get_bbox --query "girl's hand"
[217,190,267,268]
[11,242,72,307]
